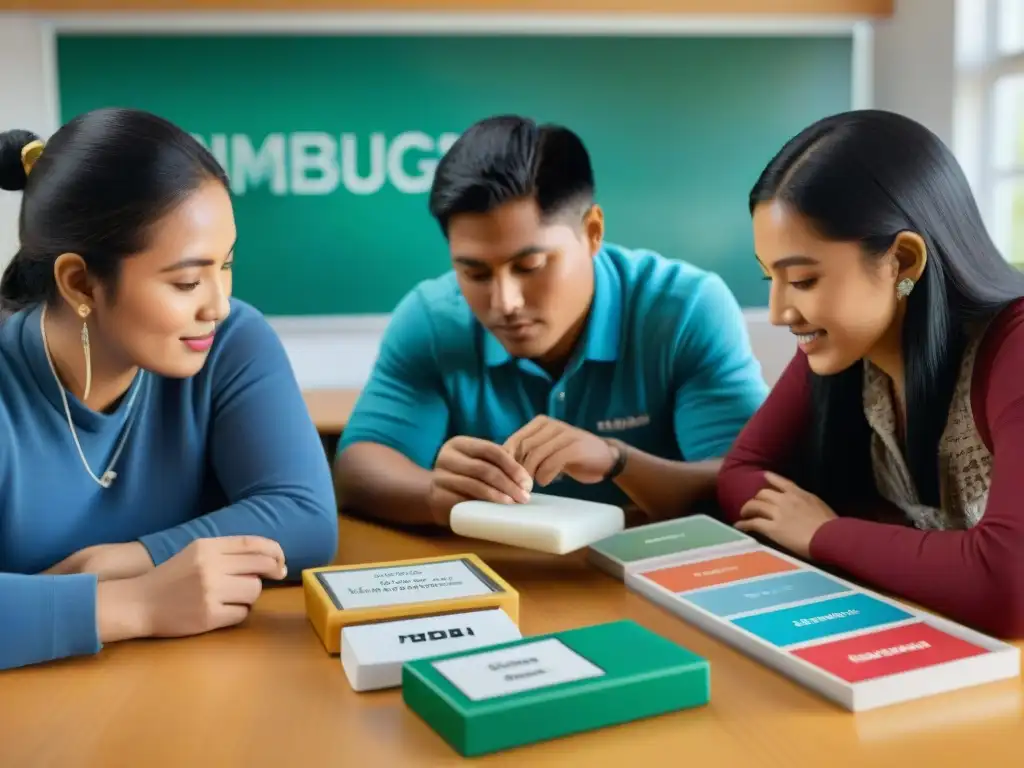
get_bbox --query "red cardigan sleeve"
[810,304,1024,637]
[717,350,811,522]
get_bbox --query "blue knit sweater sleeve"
[0,573,101,670]
[137,305,339,571]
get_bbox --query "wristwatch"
[603,439,628,480]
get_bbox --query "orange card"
[640,550,798,594]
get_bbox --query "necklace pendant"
[99,470,117,488]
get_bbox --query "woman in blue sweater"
[0,108,338,671]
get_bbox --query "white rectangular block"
[450,493,625,555]
[341,608,523,692]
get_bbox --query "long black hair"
[750,109,1024,509]
[0,107,228,316]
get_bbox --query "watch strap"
[603,440,628,480]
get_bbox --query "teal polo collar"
[483,246,623,368]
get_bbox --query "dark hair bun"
[0,129,43,192]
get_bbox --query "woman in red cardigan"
[718,109,1024,637]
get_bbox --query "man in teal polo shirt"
[334,115,768,528]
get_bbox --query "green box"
[402,619,710,757]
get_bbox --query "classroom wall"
[0,0,896,12]
[0,0,955,389]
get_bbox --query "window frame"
[956,0,1024,263]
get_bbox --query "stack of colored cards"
[591,517,1021,711]
[302,554,521,691]
[402,619,710,756]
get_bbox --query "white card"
[319,559,497,609]
[431,638,606,701]
[344,609,521,664]
[341,609,524,691]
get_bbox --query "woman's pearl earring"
[896,278,915,299]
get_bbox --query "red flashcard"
[792,621,990,683]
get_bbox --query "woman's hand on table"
[96,535,287,643]
[735,472,838,558]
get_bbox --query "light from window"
[993,73,1024,170]
[998,0,1024,54]
[993,178,1024,264]
[991,70,1024,262]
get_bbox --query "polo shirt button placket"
[551,389,566,418]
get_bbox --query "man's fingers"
[514,423,562,465]
[454,438,533,491]
[442,453,530,503]
[502,416,549,452]
[522,432,575,481]
[439,472,519,505]
[533,443,576,487]
[503,418,553,462]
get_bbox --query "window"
[956,0,1024,264]
[998,0,1024,54]
[992,72,1024,262]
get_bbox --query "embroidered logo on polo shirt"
[596,414,651,432]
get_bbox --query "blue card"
[731,593,912,647]
[681,570,850,618]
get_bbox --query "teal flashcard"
[402,619,710,757]
[682,571,851,618]
[730,593,913,647]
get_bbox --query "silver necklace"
[39,306,144,489]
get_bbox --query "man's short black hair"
[428,115,595,237]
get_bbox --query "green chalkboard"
[56,34,852,316]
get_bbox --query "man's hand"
[428,436,534,526]
[503,416,618,487]
[43,542,155,581]
[735,472,838,558]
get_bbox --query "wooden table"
[303,388,359,434]
[2,516,1021,767]
[303,388,359,457]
